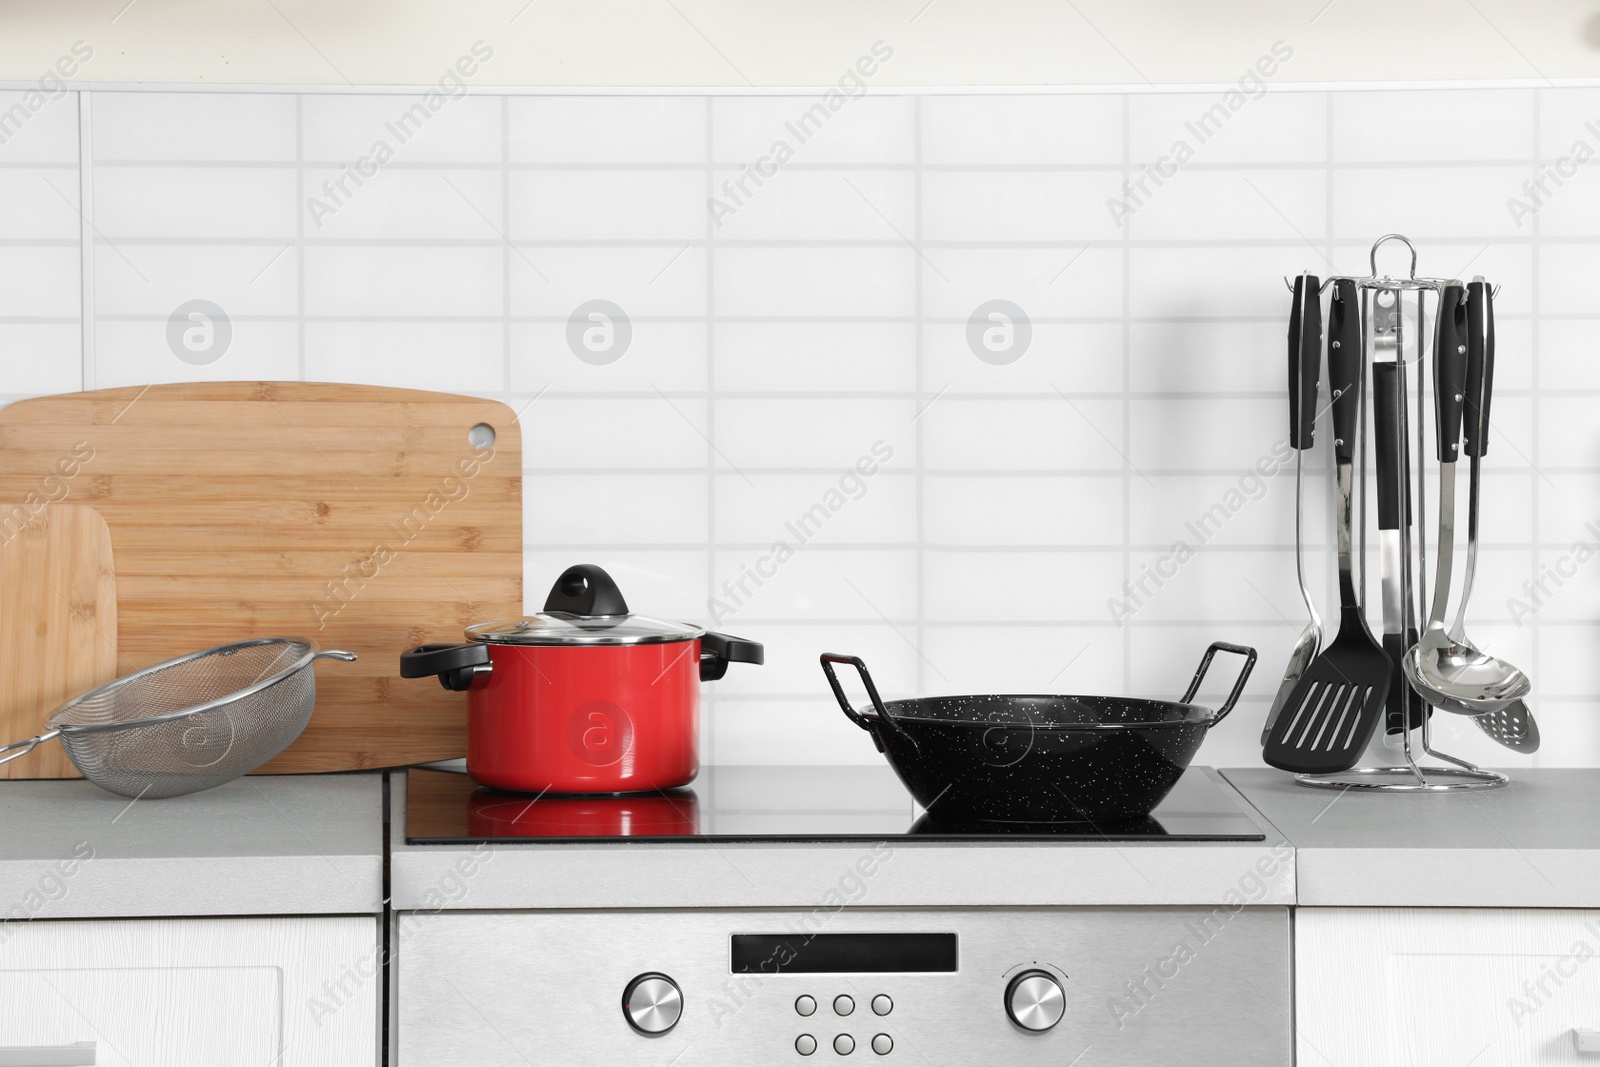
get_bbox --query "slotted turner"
[1264,279,1393,773]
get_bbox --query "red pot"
[401,564,762,793]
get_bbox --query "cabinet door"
[1297,908,1600,1065]
[0,916,379,1067]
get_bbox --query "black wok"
[820,642,1256,823]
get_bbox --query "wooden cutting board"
[0,504,118,779]
[0,382,522,774]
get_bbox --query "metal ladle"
[1404,282,1530,716]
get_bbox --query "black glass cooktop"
[402,765,1266,844]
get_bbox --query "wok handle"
[819,653,907,743]
[1178,642,1258,727]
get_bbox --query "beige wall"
[1,0,1598,88]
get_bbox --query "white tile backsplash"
[0,168,85,238]
[303,94,502,164]
[713,471,917,545]
[525,472,709,545]
[0,323,82,392]
[0,91,78,163]
[1130,168,1325,242]
[920,170,1125,243]
[5,84,1597,773]
[708,168,917,242]
[919,95,1123,165]
[303,245,502,317]
[509,320,709,393]
[304,167,504,241]
[94,166,298,238]
[1128,91,1326,164]
[509,169,705,241]
[711,321,916,392]
[918,245,1124,319]
[1329,89,1536,162]
[508,245,707,318]
[304,320,504,391]
[93,319,301,386]
[712,96,917,166]
[0,245,81,318]
[91,92,297,161]
[509,96,706,164]
[712,246,916,318]
[94,243,298,317]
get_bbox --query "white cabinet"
[1297,908,1600,1065]
[0,916,379,1067]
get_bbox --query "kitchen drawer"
[1297,907,1600,1065]
[0,916,379,1067]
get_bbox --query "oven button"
[796,1034,818,1056]
[834,1034,855,1055]
[834,995,855,1016]
[622,973,682,1034]
[870,994,892,1016]
[871,1033,893,1055]
[796,995,817,1017]
[1005,970,1065,1032]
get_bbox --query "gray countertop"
[0,773,383,918]
[388,766,1296,911]
[15,765,1600,918]
[1223,768,1600,907]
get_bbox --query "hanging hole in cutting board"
[468,423,497,450]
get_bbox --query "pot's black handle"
[543,563,630,616]
[1178,642,1258,727]
[820,653,909,751]
[400,642,492,693]
[699,631,764,681]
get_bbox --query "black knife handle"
[1464,279,1495,459]
[1328,279,1361,464]
[1288,273,1322,451]
[1373,361,1406,533]
[1434,284,1468,463]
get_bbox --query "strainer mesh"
[51,640,320,799]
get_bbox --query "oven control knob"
[623,973,683,1034]
[1005,970,1065,1032]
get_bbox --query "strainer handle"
[0,730,60,767]
[314,650,358,662]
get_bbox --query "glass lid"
[469,563,704,646]
[468,614,703,646]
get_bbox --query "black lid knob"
[543,564,630,617]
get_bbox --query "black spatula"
[1264,279,1393,774]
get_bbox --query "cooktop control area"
[396,906,1291,1065]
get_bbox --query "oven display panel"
[731,933,958,973]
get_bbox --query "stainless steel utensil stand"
[1282,235,1507,793]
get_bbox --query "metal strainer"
[0,638,356,799]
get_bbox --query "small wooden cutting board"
[0,503,118,779]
